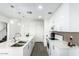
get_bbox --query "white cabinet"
[68,48,79,56]
[0,48,23,56]
[0,49,9,56]
[23,45,29,56]
[48,4,69,32]
[51,47,69,56]
[0,38,35,56]
[23,38,34,56]
[48,40,69,56]
[48,40,79,56]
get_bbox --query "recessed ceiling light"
[10,5,15,8]
[10,20,14,24]
[27,11,32,14]
[38,16,42,19]
[48,12,52,14]
[38,5,43,10]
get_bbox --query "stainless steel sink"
[11,43,24,47]
[11,41,26,47]
[18,41,26,43]
[17,41,26,45]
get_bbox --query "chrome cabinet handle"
[0,53,8,54]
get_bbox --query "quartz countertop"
[48,39,78,48]
[0,35,34,49]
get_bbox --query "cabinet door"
[30,40,34,50]
[69,48,79,56]
[54,47,69,56]
[23,45,29,56]
[23,39,34,56]
[0,49,9,56]
[27,41,32,56]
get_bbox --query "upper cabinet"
[48,3,79,32]
[49,4,69,32]
[69,4,79,32]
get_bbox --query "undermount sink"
[11,41,27,47]
[18,41,26,43]
[11,43,24,47]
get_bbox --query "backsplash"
[54,31,79,46]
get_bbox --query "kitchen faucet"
[13,33,21,42]
[13,37,16,42]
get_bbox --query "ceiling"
[0,3,61,21]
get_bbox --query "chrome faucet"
[13,37,17,42]
[13,33,21,42]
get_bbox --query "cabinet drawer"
[0,53,8,56]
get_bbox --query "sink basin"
[11,43,24,47]
[18,41,26,43]
[17,41,26,45]
[11,41,27,47]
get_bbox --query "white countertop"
[0,35,34,49]
[49,40,78,48]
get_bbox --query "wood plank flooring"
[31,42,48,56]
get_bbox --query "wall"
[8,20,21,42]
[44,19,50,46]
[21,20,30,36]
[0,15,22,42]
[0,15,9,41]
[0,15,9,23]
[0,22,6,40]
[0,14,44,42]
[31,20,44,42]
[21,19,44,42]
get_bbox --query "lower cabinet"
[0,39,35,56]
[0,48,23,56]
[51,47,69,56]
[48,41,79,56]
[23,39,34,56]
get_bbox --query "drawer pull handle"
[0,53,8,54]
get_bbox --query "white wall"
[0,22,6,31]
[0,15,22,42]
[8,20,21,41]
[0,14,44,42]
[21,19,44,42]
[0,22,6,40]
[44,19,50,46]
[0,15,9,41]
[31,20,44,42]
[21,20,30,36]
[0,15,9,23]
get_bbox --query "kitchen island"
[0,36,35,56]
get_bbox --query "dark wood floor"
[31,42,48,56]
